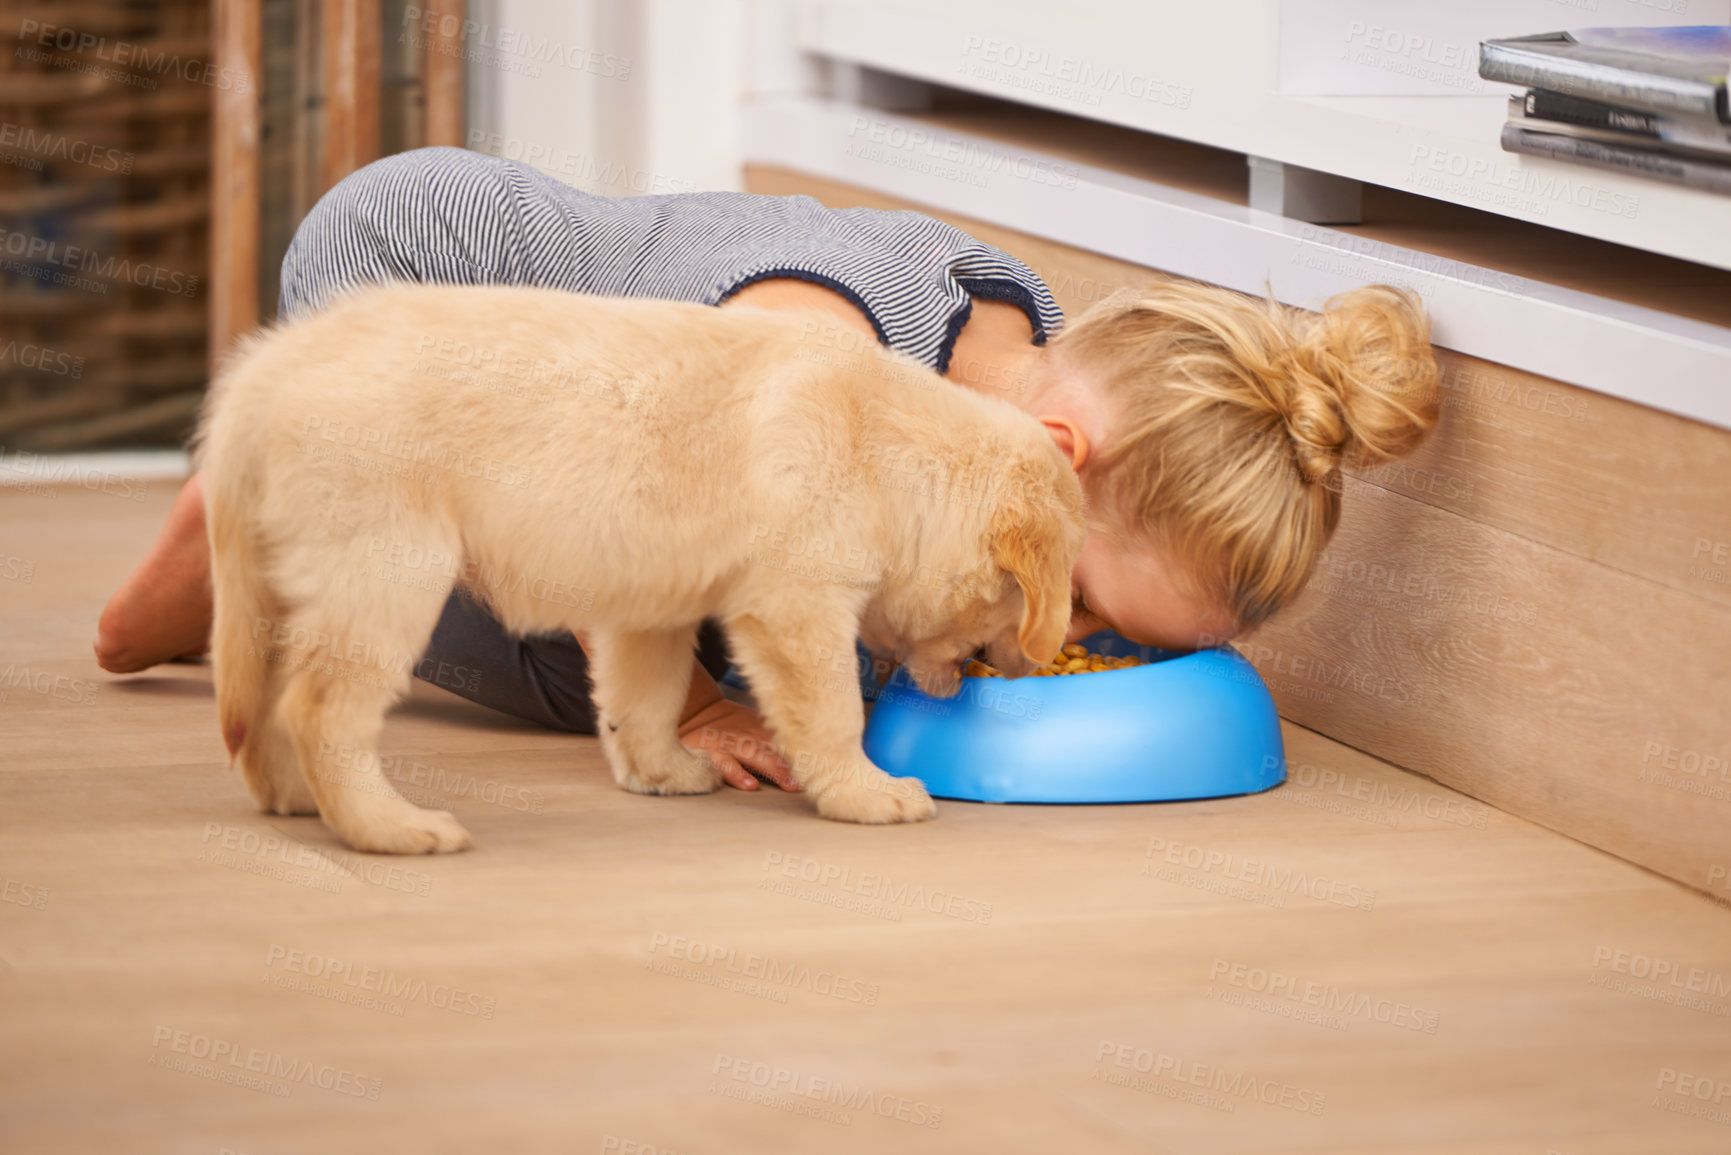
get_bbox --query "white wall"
[464,0,752,195]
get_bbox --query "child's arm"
[574,631,798,792]
[677,664,799,792]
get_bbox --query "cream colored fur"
[196,283,1085,853]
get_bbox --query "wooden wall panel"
[211,0,261,371]
[1353,349,1731,612]
[1246,475,1731,894]
[745,163,1731,893]
[321,0,381,189]
[422,1,465,148]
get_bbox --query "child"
[94,146,1439,791]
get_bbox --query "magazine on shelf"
[1511,94,1731,161]
[1501,121,1731,196]
[1479,26,1731,121]
[1521,88,1731,156]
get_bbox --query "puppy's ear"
[989,487,1078,667]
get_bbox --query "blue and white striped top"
[279,146,1065,376]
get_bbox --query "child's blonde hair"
[1046,279,1441,632]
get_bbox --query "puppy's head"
[864,449,1085,698]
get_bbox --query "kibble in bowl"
[863,630,1287,804]
[964,643,1143,679]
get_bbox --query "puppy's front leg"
[587,626,724,796]
[722,608,934,824]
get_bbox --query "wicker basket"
[0,0,461,452]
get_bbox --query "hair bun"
[1273,285,1440,485]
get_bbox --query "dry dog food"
[965,643,1143,678]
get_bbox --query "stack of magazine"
[1479,26,1731,197]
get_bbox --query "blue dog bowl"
[860,630,1286,804]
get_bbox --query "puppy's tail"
[209,494,272,763]
[196,359,274,765]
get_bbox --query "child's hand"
[678,698,800,792]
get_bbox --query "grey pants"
[421,593,736,733]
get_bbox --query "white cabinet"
[784,0,1731,270]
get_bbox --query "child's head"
[1038,278,1441,649]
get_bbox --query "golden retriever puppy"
[196,283,1084,854]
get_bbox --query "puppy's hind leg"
[240,659,317,815]
[273,536,472,853]
[588,626,724,796]
[205,478,314,815]
[279,665,470,853]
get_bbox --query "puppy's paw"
[815,774,936,824]
[612,745,724,796]
[338,806,473,855]
[256,772,318,816]
[238,727,317,815]
[265,789,319,817]
[241,759,313,815]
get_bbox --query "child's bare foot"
[94,472,215,673]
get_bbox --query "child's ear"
[988,493,1074,667]
[1038,416,1090,470]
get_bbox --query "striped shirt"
[279,146,1064,375]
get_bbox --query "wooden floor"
[4,484,1731,1154]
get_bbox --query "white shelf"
[791,0,1731,271]
[743,95,1731,431]
[0,449,190,487]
